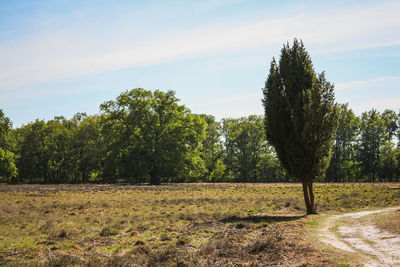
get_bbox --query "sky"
[1,0,399,127]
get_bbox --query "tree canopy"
[262,39,339,214]
[1,86,399,185]
[0,110,17,181]
[100,89,206,185]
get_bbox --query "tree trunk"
[150,174,160,185]
[82,170,87,184]
[302,180,317,214]
[308,181,316,213]
[149,168,160,185]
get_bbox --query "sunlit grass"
[364,209,400,235]
[0,183,399,265]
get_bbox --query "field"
[1,183,400,266]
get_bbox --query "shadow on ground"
[220,214,307,224]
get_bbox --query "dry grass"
[366,209,400,235]
[0,183,399,266]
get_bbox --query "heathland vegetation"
[1,183,399,266]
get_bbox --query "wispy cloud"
[336,76,400,90]
[351,97,400,115]
[335,75,400,114]
[1,1,400,91]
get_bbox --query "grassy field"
[362,209,400,235]
[0,183,399,266]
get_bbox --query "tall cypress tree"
[262,39,338,214]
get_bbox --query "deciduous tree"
[0,109,17,182]
[100,89,206,185]
[326,104,361,182]
[358,109,386,182]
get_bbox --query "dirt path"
[319,207,400,266]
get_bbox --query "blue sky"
[1,0,399,127]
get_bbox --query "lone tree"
[262,39,338,214]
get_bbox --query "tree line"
[0,89,399,184]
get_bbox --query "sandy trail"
[319,207,400,266]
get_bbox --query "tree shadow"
[220,214,307,224]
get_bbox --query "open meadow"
[1,183,400,266]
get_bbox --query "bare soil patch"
[319,207,400,266]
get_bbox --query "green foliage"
[199,115,224,182]
[100,89,206,184]
[1,84,399,184]
[326,104,361,182]
[0,109,13,149]
[0,148,17,181]
[263,39,338,180]
[381,109,398,142]
[379,141,398,181]
[326,107,400,183]
[0,109,17,182]
[16,120,48,182]
[15,114,105,184]
[257,150,288,182]
[358,109,387,181]
[73,114,105,183]
[222,115,284,182]
[210,158,226,181]
[262,39,339,213]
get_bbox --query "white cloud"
[0,1,400,91]
[335,75,400,114]
[336,76,400,90]
[351,97,400,115]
